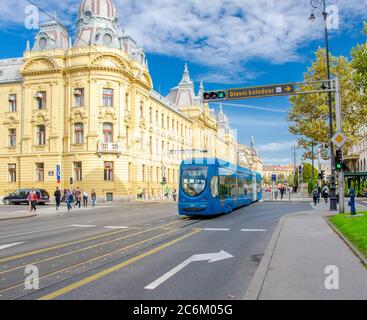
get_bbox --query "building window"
[104,161,114,181]
[35,91,46,110]
[125,93,129,111]
[8,94,17,112]
[8,129,16,147]
[102,88,114,107]
[162,113,165,128]
[106,193,113,201]
[149,136,153,154]
[74,162,82,181]
[149,107,153,123]
[74,123,84,144]
[167,116,170,130]
[36,125,46,145]
[74,88,85,107]
[140,101,144,119]
[8,164,16,182]
[156,110,159,124]
[36,163,44,182]
[103,122,113,143]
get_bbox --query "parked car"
[265,187,271,192]
[2,188,50,205]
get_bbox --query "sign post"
[56,165,61,184]
[271,174,277,200]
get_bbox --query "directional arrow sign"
[0,242,25,250]
[227,83,295,100]
[144,250,234,290]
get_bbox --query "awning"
[344,172,367,177]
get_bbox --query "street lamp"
[309,0,337,211]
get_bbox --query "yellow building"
[0,0,244,202]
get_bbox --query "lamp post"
[309,0,337,211]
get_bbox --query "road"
[0,201,312,300]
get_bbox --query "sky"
[1,0,367,165]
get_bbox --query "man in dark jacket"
[54,187,61,211]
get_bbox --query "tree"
[302,163,318,182]
[288,46,367,160]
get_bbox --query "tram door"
[252,174,257,202]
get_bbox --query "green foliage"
[302,163,318,182]
[330,213,367,258]
[288,44,367,159]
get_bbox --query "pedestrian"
[75,187,82,208]
[165,186,171,199]
[274,189,279,200]
[317,185,321,204]
[54,186,61,212]
[66,189,73,212]
[83,191,88,207]
[313,187,318,206]
[322,185,329,203]
[27,188,38,213]
[280,186,284,200]
[137,187,142,200]
[172,189,177,202]
[91,189,97,207]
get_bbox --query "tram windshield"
[181,167,208,197]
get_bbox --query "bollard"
[349,188,356,216]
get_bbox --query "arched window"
[36,125,46,145]
[74,123,84,144]
[103,122,113,143]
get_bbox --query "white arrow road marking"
[104,226,129,229]
[144,250,234,290]
[0,242,25,250]
[69,224,96,228]
[241,229,267,232]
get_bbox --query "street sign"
[271,174,277,182]
[331,131,347,149]
[56,165,61,184]
[227,83,295,100]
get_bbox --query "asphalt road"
[0,201,312,300]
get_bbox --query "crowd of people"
[54,187,97,213]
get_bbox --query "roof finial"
[69,37,72,49]
[26,40,30,51]
[179,62,192,86]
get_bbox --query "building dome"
[78,0,117,20]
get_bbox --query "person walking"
[280,186,285,200]
[83,191,88,207]
[317,185,322,204]
[312,187,318,206]
[27,188,38,213]
[91,189,97,208]
[322,185,329,203]
[172,189,177,202]
[66,189,73,212]
[54,187,61,212]
[75,187,82,208]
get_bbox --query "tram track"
[0,217,203,299]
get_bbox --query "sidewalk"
[245,210,367,300]
[0,200,175,221]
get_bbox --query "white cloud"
[1,0,366,82]
[257,141,295,152]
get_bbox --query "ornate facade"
[0,0,259,201]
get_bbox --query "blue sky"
[1,0,366,165]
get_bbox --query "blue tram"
[178,158,262,216]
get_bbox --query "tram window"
[219,177,230,199]
[238,177,244,196]
[181,167,208,197]
[210,176,219,198]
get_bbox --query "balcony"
[97,142,123,155]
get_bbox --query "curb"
[0,213,37,222]
[243,213,290,300]
[324,216,367,267]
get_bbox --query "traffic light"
[335,149,343,171]
[298,165,302,175]
[318,170,325,180]
[161,177,167,185]
[70,177,74,185]
[203,90,226,101]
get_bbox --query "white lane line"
[0,225,72,240]
[104,226,129,229]
[203,228,230,231]
[241,229,267,232]
[0,242,25,250]
[69,224,97,228]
